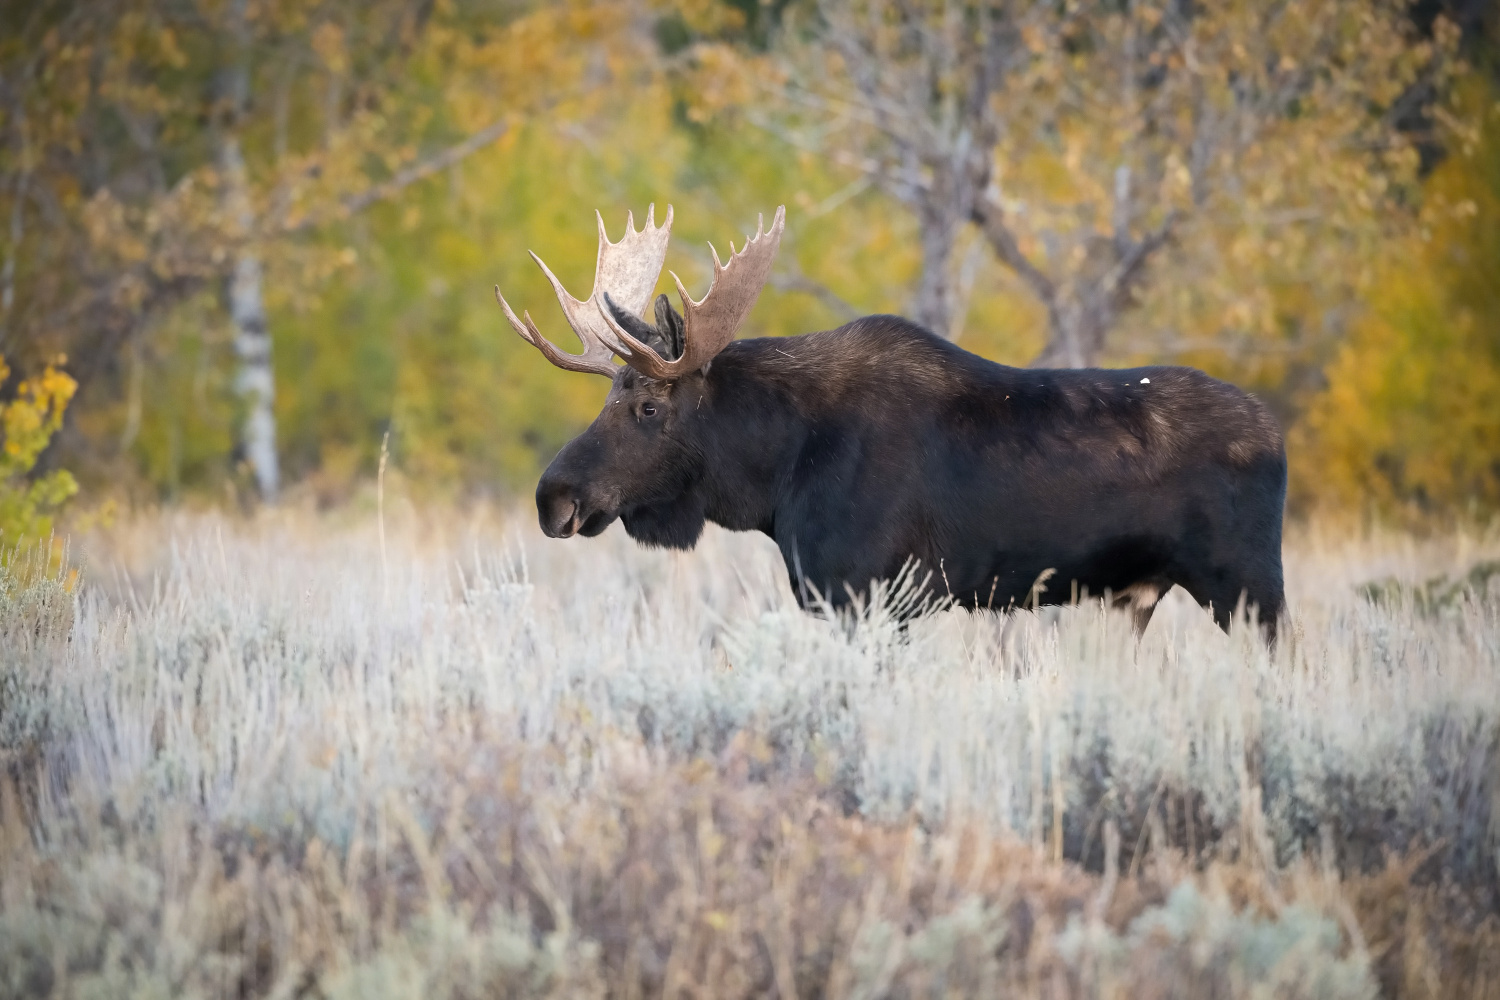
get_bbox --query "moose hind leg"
[1113,580,1168,637]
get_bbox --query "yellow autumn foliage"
[0,357,79,552]
[1293,82,1500,521]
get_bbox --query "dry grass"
[1,508,1498,998]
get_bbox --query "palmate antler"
[495,204,674,379]
[605,206,785,380]
[497,205,785,380]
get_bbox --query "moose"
[496,205,1286,640]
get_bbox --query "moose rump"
[496,205,1286,641]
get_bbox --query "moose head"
[495,205,785,547]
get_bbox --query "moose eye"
[641,403,657,418]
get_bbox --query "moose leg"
[1243,573,1284,648]
[1112,579,1168,638]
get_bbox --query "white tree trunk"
[220,134,279,501]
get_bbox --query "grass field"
[2,509,1499,998]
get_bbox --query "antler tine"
[495,283,618,377]
[496,204,675,379]
[604,205,786,380]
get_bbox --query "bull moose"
[496,205,1286,640]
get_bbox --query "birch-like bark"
[221,134,278,500]
[221,0,278,500]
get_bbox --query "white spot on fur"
[1140,377,1150,384]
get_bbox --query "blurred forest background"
[0,0,1497,546]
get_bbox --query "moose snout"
[536,477,584,538]
[537,436,624,539]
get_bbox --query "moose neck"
[692,342,813,538]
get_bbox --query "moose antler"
[495,204,674,378]
[603,206,785,380]
[499,205,785,381]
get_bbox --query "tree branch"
[769,266,861,322]
[971,194,1056,308]
[1100,212,1177,308]
[742,106,929,201]
[282,119,510,234]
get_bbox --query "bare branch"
[769,265,861,322]
[283,119,510,234]
[1101,211,1177,307]
[807,176,873,217]
[971,193,1056,308]
[742,106,928,201]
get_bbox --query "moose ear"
[653,293,686,361]
[604,292,674,359]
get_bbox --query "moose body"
[499,206,1286,639]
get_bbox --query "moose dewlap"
[496,206,1286,641]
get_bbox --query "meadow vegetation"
[1,509,1497,998]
